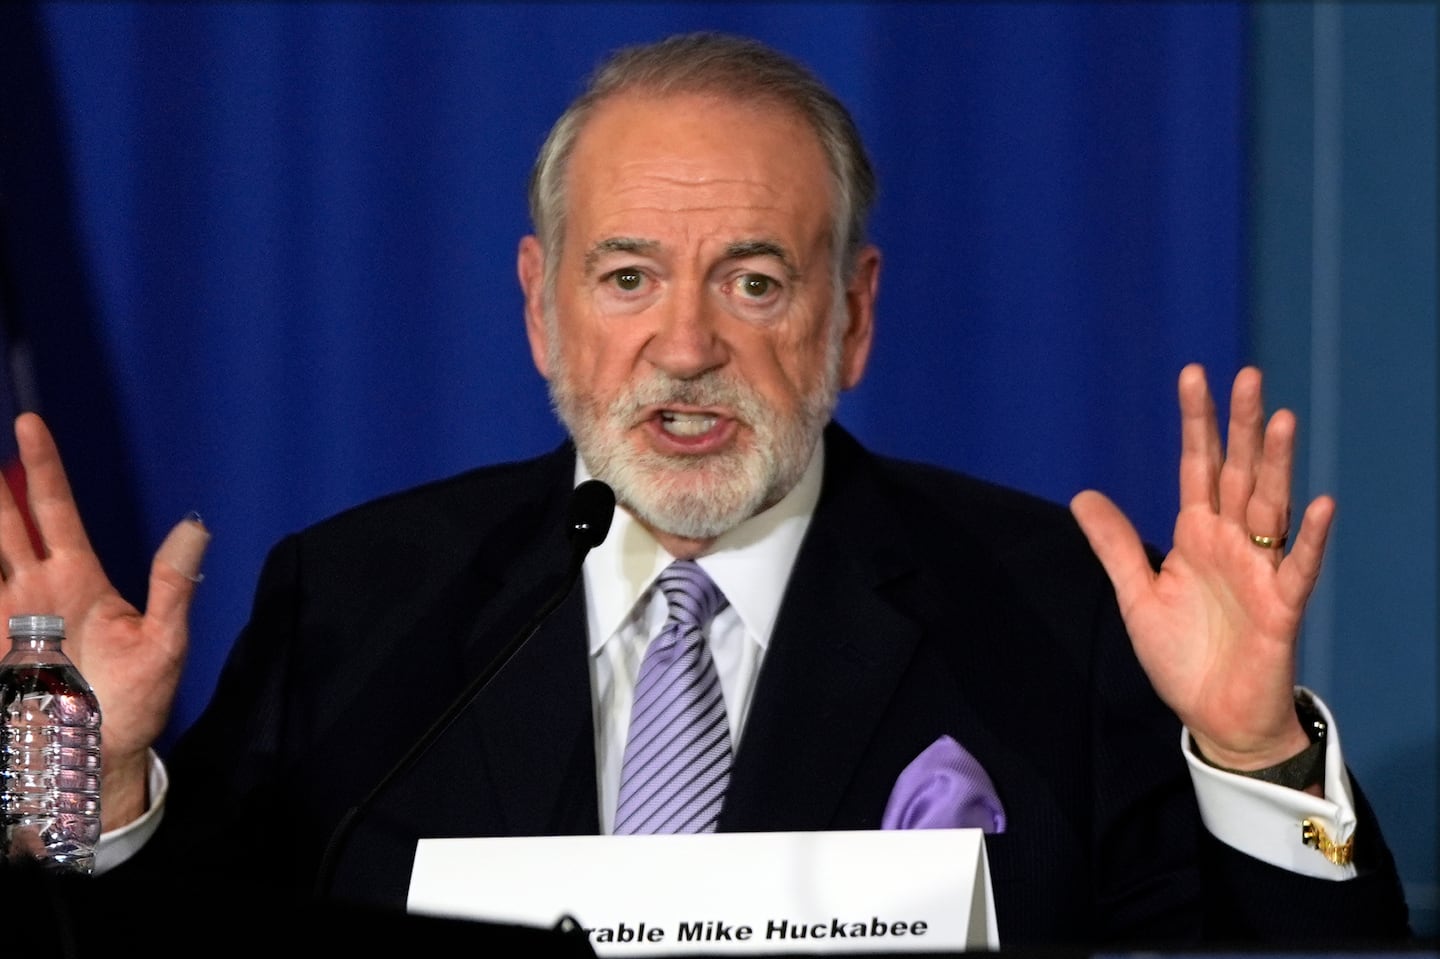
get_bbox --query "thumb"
[1069,490,1153,611]
[146,513,211,627]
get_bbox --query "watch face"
[1295,693,1327,743]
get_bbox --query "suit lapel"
[720,425,931,831]
[468,582,599,835]
[424,447,601,837]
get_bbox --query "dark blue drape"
[7,1,1244,749]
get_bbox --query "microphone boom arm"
[313,480,616,898]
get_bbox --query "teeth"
[660,412,717,437]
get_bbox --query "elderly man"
[0,31,1409,947]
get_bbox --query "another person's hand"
[0,413,209,829]
[1070,364,1326,777]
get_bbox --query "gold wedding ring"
[1249,532,1288,550]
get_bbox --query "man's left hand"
[1070,363,1325,771]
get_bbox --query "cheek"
[760,295,843,397]
[777,311,839,384]
[730,334,824,410]
[554,321,645,399]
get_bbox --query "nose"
[643,286,727,379]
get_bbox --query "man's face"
[519,92,878,552]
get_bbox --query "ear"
[517,235,551,378]
[838,244,881,390]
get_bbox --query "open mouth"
[660,411,719,437]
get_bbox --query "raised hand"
[1070,364,1328,771]
[0,413,209,829]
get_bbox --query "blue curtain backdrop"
[10,0,1245,738]
[7,0,1267,865]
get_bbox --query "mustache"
[608,371,765,423]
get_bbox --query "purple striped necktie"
[614,560,732,835]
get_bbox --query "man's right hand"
[0,412,209,831]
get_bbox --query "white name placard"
[408,828,997,955]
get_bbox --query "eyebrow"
[724,240,799,279]
[584,237,658,275]
[582,236,800,279]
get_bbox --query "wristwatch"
[1191,690,1327,790]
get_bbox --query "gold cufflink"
[1301,818,1354,866]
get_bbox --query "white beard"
[545,318,843,541]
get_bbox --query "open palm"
[1071,365,1327,769]
[0,413,208,829]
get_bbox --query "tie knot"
[657,560,727,630]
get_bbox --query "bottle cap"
[8,614,65,637]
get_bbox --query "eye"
[736,274,777,298]
[608,269,644,292]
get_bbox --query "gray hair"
[526,32,877,285]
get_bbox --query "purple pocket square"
[882,734,1007,833]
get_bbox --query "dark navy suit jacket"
[130,424,1409,947]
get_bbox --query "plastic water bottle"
[0,614,102,874]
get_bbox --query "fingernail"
[187,510,205,528]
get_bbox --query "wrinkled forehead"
[563,91,837,238]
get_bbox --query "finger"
[0,434,36,578]
[1177,363,1222,513]
[1246,407,1296,549]
[1218,367,1264,525]
[14,412,95,556]
[1277,495,1334,610]
[145,515,211,633]
[1070,489,1155,617]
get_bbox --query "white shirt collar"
[577,440,825,654]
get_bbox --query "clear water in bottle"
[0,614,102,875]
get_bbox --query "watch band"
[1191,691,1328,790]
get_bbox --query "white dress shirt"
[577,444,822,835]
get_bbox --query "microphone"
[314,479,616,898]
[567,477,617,552]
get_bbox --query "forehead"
[562,91,836,252]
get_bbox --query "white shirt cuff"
[1184,687,1357,880]
[93,749,168,875]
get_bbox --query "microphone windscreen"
[567,480,616,549]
